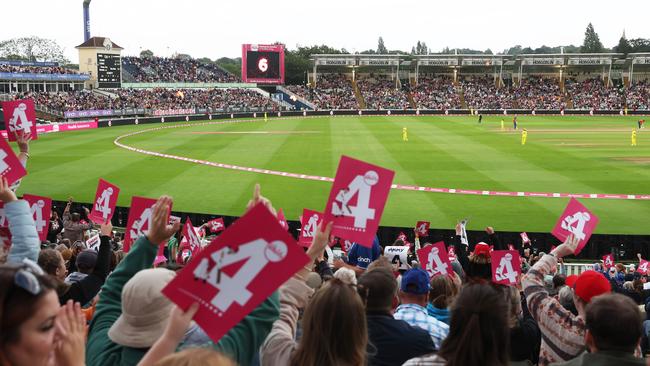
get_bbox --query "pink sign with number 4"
[162,203,310,343]
[323,156,395,248]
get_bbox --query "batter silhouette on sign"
[130,208,152,241]
[426,247,448,276]
[9,103,33,135]
[30,200,47,233]
[0,150,8,174]
[495,253,517,284]
[95,187,114,221]
[304,214,319,238]
[561,212,591,241]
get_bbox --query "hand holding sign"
[89,179,120,223]
[415,221,430,237]
[246,183,276,217]
[552,198,599,254]
[162,203,309,343]
[146,196,179,245]
[550,234,580,259]
[2,99,38,141]
[0,177,17,204]
[0,136,27,186]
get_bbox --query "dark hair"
[438,283,510,366]
[0,266,57,347]
[357,267,396,312]
[466,254,492,281]
[553,274,566,289]
[586,294,642,353]
[38,249,63,276]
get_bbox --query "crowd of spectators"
[1,133,650,366]
[357,76,411,110]
[565,77,625,110]
[286,73,358,110]
[412,75,461,110]
[460,76,516,110]
[626,79,650,111]
[122,56,239,83]
[21,88,275,112]
[515,77,566,110]
[0,64,79,75]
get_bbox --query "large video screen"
[97,53,121,88]
[242,44,285,84]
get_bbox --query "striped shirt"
[522,254,586,366]
[394,303,449,350]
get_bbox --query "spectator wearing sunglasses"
[0,259,86,366]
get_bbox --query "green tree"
[139,49,154,58]
[215,57,241,77]
[581,23,604,53]
[377,37,388,54]
[614,32,632,55]
[628,38,650,53]
[0,36,68,63]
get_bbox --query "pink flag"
[551,198,599,255]
[124,197,167,252]
[0,135,27,185]
[448,245,457,262]
[520,232,531,244]
[602,254,614,269]
[88,179,120,223]
[22,194,52,242]
[323,156,395,248]
[277,208,288,230]
[208,218,225,233]
[298,209,322,247]
[415,221,430,237]
[638,259,649,274]
[2,99,38,141]
[416,241,453,278]
[161,203,310,343]
[491,250,522,286]
[181,218,202,255]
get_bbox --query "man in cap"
[394,268,449,349]
[523,235,611,366]
[552,294,644,365]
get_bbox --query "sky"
[2,0,647,62]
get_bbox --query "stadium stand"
[565,77,625,110]
[412,75,461,109]
[121,56,239,83]
[357,75,410,109]
[460,76,516,110]
[286,73,358,110]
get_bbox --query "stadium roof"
[75,37,123,49]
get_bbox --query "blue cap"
[400,268,430,295]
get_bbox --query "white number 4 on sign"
[332,171,378,229]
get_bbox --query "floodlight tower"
[83,0,91,42]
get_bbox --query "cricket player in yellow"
[501,119,505,131]
[264,112,268,122]
[402,127,408,142]
[521,129,528,145]
[631,129,637,146]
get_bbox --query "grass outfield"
[19,115,650,235]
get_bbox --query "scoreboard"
[97,53,121,88]
[242,44,285,84]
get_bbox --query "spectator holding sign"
[38,221,113,305]
[62,197,93,243]
[522,234,611,366]
[1,177,41,265]
[261,221,370,366]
